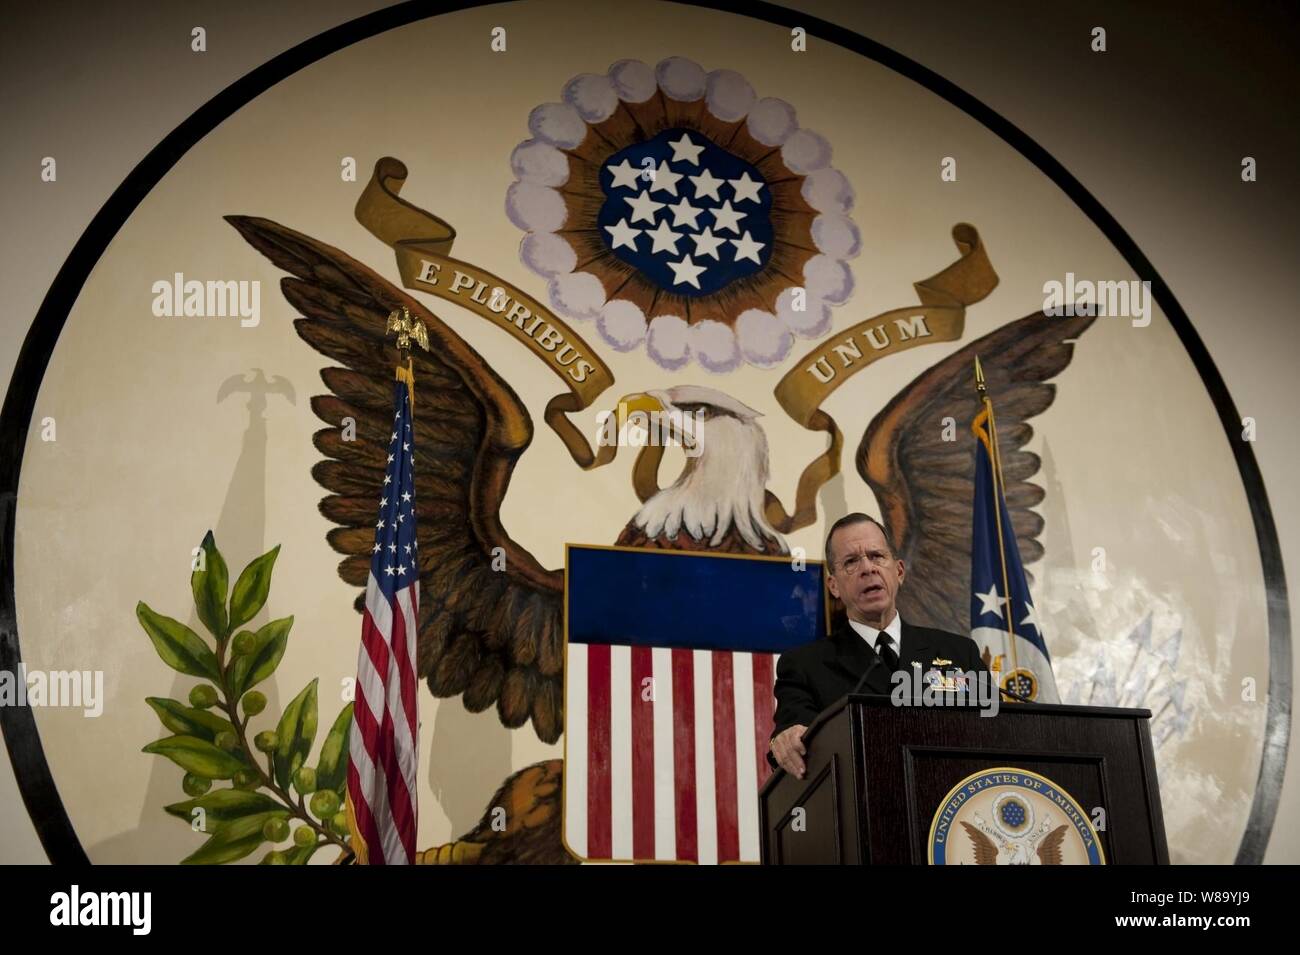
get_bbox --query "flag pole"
[975,356,1021,690]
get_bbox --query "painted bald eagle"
[227,213,1092,739]
[613,385,787,556]
[227,214,1091,864]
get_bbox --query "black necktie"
[875,632,900,671]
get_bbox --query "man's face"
[826,521,905,626]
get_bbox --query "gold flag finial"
[386,306,429,410]
[386,305,430,354]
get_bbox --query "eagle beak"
[616,392,664,428]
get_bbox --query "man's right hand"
[770,724,808,778]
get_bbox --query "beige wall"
[2,0,1295,864]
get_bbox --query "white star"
[729,172,764,204]
[388,542,397,553]
[391,431,398,441]
[396,564,407,576]
[689,168,725,201]
[402,442,409,451]
[691,227,727,260]
[710,199,746,234]
[404,543,412,554]
[1020,603,1040,633]
[383,475,391,486]
[648,161,682,196]
[975,584,1006,618]
[667,255,707,289]
[645,220,683,255]
[380,497,388,507]
[384,565,395,577]
[401,491,412,502]
[372,543,381,554]
[730,230,765,265]
[604,218,641,251]
[624,190,664,224]
[668,197,703,230]
[376,519,385,530]
[386,454,394,464]
[668,133,705,165]
[606,159,642,191]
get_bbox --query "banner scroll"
[355,157,620,470]
[765,223,999,532]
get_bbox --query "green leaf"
[180,810,288,865]
[190,530,229,641]
[143,735,247,779]
[316,703,353,793]
[136,603,219,680]
[229,617,293,700]
[228,545,281,632]
[146,697,235,743]
[164,788,281,825]
[274,679,319,789]
[284,842,322,865]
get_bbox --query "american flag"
[346,379,420,864]
[563,547,822,863]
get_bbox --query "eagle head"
[614,384,787,555]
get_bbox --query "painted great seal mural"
[0,0,1286,866]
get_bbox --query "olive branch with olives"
[137,531,355,864]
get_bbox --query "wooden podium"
[758,694,1169,864]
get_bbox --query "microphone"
[998,682,1034,703]
[849,651,887,698]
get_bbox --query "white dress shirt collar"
[847,610,903,653]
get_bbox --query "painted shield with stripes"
[563,545,825,863]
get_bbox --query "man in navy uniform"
[768,512,988,777]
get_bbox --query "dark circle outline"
[0,0,1287,864]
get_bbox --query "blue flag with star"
[970,406,1060,702]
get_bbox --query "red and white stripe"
[346,577,420,864]
[565,644,777,863]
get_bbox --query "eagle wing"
[227,215,564,743]
[1036,824,1069,865]
[959,821,1000,865]
[411,321,431,353]
[859,313,1095,634]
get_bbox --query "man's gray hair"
[824,512,892,569]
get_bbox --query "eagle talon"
[418,840,485,865]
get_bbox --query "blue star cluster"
[596,127,773,297]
